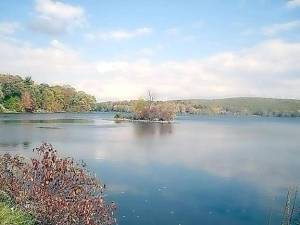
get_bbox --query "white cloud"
[89,39,300,100]
[0,22,20,35]
[287,0,300,8]
[85,27,153,41]
[0,37,300,101]
[0,37,92,86]
[30,0,85,34]
[262,20,300,35]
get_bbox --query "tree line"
[96,98,300,117]
[0,74,96,113]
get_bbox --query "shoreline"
[114,118,174,124]
[0,111,300,119]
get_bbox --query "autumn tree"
[21,91,35,112]
[157,103,177,121]
[133,99,148,119]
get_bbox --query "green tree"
[24,76,34,86]
[61,85,77,111]
[40,87,58,112]
[70,91,96,112]
[0,75,23,99]
[3,96,23,112]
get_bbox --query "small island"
[114,91,177,122]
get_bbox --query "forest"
[0,74,96,113]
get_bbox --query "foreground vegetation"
[98,97,300,117]
[0,143,116,225]
[0,74,96,113]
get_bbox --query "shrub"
[0,104,6,113]
[156,103,177,121]
[114,113,123,119]
[0,143,116,225]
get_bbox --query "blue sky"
[0,0,300,100]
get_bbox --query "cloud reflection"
[93,119,300,194]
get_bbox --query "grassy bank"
[0,191,35,225]
[0,203,35,225]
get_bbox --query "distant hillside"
[172,97,300,116]
[96,97,300,117]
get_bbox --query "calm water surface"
[1,113,300,225]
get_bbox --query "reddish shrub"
[0,143,116,225]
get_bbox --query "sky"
[0,0,299,101]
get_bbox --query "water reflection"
[0,119,91,124]
[132,122,173,138]
[1,113,300,225]
[0,141,31,149]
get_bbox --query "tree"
[61,85,76,111]
[0,75,23,99]
[40,87,60,112]
[157,103,177,121]
[0,104,6,113]
[133,99,148,119]
[3,96,23,112]
[21,91,35,112]
[24,76,34,86]
[68,91,96,112]
[0,85,4,102]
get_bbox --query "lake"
[1,113,300,225]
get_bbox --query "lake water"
[1,113,300,225]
